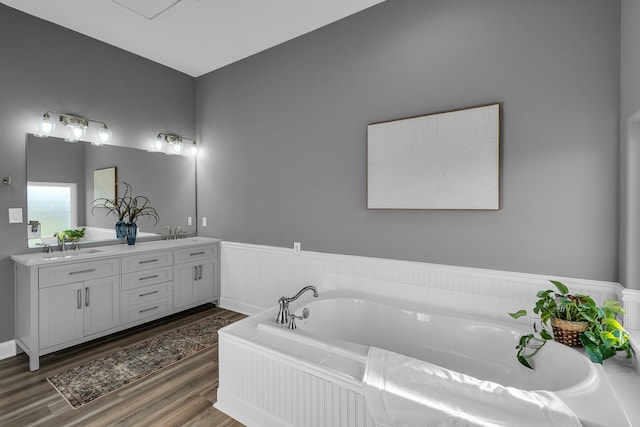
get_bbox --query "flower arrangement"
[92,182,159,225]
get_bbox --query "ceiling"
[1,0,386,77]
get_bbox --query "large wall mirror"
[26,134,197,248]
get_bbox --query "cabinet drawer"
[174,245,217,264]
[122,282,172,307]
[122,266,173,291]
[121,251,172,273]
[39,258,120,288]
[122,296,172,325]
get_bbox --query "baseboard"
[219,297,265,316]
[0,340,16,360]
[215,389,288,427]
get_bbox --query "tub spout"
[276,285,318,324]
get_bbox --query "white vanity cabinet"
[13,237,221,371]
[121,250,174,325]
[174,245,218,310]
[38,259,121,349]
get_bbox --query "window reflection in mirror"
[27,182,77,239]
[26,134,197,248]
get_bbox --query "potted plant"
[92,181,131,238]
[509,280,633,369]
[60,227,86,242]
[92,182,159,244]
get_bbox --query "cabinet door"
[83,276,121,336]
[39,282,83,349]
[174,262,198,309]
[199,261,216,300]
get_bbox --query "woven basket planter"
[550,317,588,347]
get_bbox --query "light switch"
[8,208,23,224]
[188,216,193,226]
[202,217,207,227]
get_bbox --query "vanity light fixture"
[38,112,112,144]
[155,133,197,156]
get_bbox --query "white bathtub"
[216,290,633,427]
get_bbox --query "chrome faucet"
[59,235,66,252]
[174,226,182,240]
[276,285,318,324]
[163,226,172,241]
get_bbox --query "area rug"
[47,315,230,409]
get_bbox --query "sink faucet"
[163,226,172,241]
[276,285,318,324]
[174,226,182,240]
[59,235,66,252]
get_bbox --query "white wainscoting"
[0,340,16,361]
[220,242,630,326]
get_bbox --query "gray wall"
[620,0,640,290]
[0,4,195,341]
[196,0,620,281]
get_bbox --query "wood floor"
[0,304,246,426]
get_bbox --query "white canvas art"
[367,104,500,210]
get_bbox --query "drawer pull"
[139,306,159,314]
[69,269,96,275]
[85,287,90,307]
[139,290,159,298]
[77,289,82,310]
[139,274,159,281]
[139,259,159,264]
[190,251,206,256]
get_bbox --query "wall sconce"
[155,133,197,156]
[38,112,112,145]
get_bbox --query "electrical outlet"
[293,241,301,255]
[202,217,207,227]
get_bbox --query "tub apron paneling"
[216,332,375,427]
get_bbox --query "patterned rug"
[47,315,230,409]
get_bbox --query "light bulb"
[71,123,85,140]
[155,135,165,151]
[190,143,198,156]
[98,125,111,143]
[39,113,54,134]
[173,141,183,153]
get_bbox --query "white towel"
[363,347,582,427]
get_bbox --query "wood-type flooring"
[0,304,246,426]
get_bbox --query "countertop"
[11,236,221,267]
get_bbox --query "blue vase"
[126,222,138,245]
[115,220,127,239]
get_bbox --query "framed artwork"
[93,166,117,201]
[367,104,500,210]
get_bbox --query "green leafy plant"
[509,280,633,369]
[60,227,86,242]
[92,182,159,225]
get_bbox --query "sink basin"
[40,248,104,260]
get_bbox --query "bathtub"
[216,290,633,427]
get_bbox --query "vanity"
[12,236,220,371]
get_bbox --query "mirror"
[26,134,197,248]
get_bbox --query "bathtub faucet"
[276,285,319,324]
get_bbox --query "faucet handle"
[288,313,300,329]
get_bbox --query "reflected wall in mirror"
[26,134,197,248]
